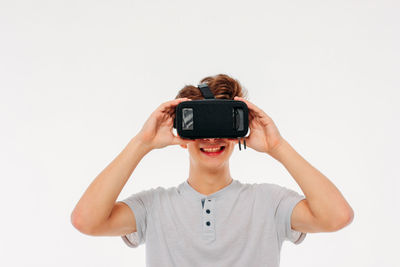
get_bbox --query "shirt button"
[206,221,211,226]
[206,209,211,214]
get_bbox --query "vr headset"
[173,83,249,150]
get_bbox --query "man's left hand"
[234,96,284,155]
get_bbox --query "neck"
[187,160,233,196]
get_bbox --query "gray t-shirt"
[120,179,306,267]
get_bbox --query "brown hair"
[175,73,248,100]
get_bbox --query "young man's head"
[175,74,248,171]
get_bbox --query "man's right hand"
[135,98,196,151]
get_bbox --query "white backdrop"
[1,0,399,266]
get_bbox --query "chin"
[195,148,232,165]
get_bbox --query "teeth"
[202,147,222,152]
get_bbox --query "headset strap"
[198,83,215,99]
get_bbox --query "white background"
[1,0,399,266]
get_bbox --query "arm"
[270,139,354,232]
[70,135,151,235]
[70,98,195,235]
[234,96,354,233]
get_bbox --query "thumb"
[172,136,195,146]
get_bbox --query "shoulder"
[248,181,286,195]
[232,179,283,197]
[244,181,298,204]
[141,184,182,199]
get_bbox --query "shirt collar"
[178,178,240,200]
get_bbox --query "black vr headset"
[173,83,249,150]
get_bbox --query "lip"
[200,146,226,157]
[200,145,225,149]
[200,143,227,149]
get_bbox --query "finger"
[160,98,191,113]
[234,96,271,120]
[172,136,196,146]
[234,96,262,114]
[234,99,256,123]
[164,99,191,118]
[247,109,256,121]
[171,98,194,117]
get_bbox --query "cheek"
[222,143,234,155]
[227,141,236,149]
[187,144,200,154]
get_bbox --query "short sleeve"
[274,185,307,245]
[119,188,157,248]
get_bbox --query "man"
[71,75,354,267]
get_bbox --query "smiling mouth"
[200,146,225,156]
